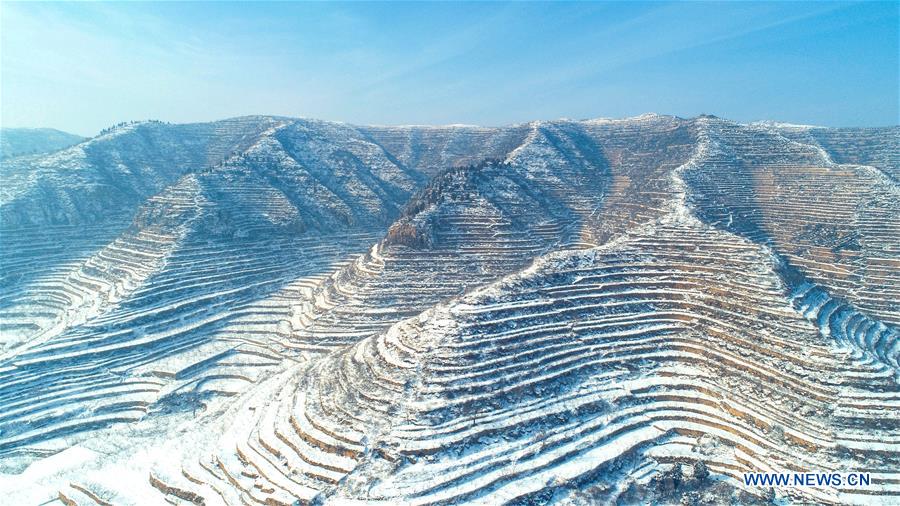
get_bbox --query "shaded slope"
[0,117,293,227]
[0,128,85,159]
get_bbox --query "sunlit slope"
[158,214,898,505]
[685,118,900,329]
[145,118,897,505]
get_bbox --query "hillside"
[0,115,897,505]
[0,128,85,159]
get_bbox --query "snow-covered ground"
[0,114,897,505]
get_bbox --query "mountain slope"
[0,128,85,159]
[0,115,896,506]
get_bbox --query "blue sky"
[2,1,897,136]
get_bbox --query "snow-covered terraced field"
[684,119,900,331]
[0,114,896,505]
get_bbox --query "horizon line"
[8,112,900,139]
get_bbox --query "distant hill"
[0,127,85,159]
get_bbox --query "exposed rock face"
[0,115,896,505]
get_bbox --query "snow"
[1,114,897,505]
